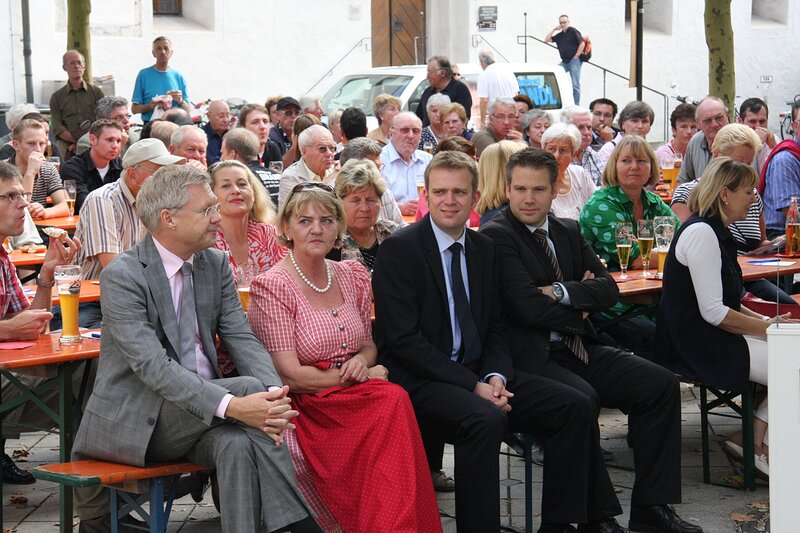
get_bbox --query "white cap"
[122,138,186,168]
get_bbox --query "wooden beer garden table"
[34,215,79,232]
[9,248,46,268]
[0,331,101,532]
[22,280,101,306]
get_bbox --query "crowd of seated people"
[7,37,800,533]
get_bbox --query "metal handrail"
[514,32,669,140]
[305,37,371,95]
[470,34,510,63]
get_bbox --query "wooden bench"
[34,460,210,533]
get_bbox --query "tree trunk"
[704,0,735,121]
[67,0,92,82]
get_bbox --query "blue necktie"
[449,242,480,365]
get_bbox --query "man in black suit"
[479,148,702,533]
[373,151,624,533]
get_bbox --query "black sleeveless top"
[654,215,750,392]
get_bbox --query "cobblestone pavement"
[2,384,769,532]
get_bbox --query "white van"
[321,63,574,131]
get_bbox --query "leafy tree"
[704,0,735,121]
[67,0,92,81]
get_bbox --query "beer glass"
[416,175,426,207]
[660,155,678,193]
[654,216,676,279]
[234,263,258,311]
[615,222,633,280]
[637,219,655,277]
[63,180,77,219]
[54,265,81,344]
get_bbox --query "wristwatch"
[552,283,565,303]
[36,275,56,288]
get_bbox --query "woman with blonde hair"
[476,139,527,225]
[657,157,800,480]
[367,94,402,146]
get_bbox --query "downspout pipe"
[22,0,33,103]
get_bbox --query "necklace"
[290,251,332,293]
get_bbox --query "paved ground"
[2,384,770,532]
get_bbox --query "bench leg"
[700,386,710,484]
[110,488,120,533]
[741,389,756,491]
[59,363,75,533]
[523,433,534,533]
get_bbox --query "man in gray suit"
[73,165,322,533]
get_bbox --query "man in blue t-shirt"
[131,36,191,123]
[545,15,585,105]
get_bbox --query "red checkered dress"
[249,260,442,533]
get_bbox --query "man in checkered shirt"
[0,160,81,484]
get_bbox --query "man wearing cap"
[268,97,301,155]
[74,138,186,283]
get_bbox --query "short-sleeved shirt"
[250,260,373,365]
[552,27,583,63]
[379,142,432,203]
[763,138,800,232]
[415,78,473,127]
[477,63,520,103]
[6,158,63,205]
[48,82,105,138]
[213,220,287,276]
[268,125,292,155]
[576,148,603,186]
[73,178,145,280]
[131,66,190,122]
[0,247,29,319]
[677,131,711,184]
[672,180,763,253]
[201,122,225,166]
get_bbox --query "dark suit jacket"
[373,215,513,392]
[479,209,619,373]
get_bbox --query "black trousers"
[403,370,621,532]
[541,342,683,506]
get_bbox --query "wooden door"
[371,0,426,66]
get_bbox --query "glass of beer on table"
[660,155,679,194]
[416,175,426,208]
[615,222,633,280]
[63,180,77,219]
[54,265,81,344]
[234,263,258,311]
[637,219,655,277]
[654,216,676,279]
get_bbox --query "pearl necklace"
[290,251,332,293]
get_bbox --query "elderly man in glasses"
[677,96,730,184]
[72,165,324,533]
[269,97,303,155]
[472,97,525,157]
[0,161,81,485]
[277,124,336,209]
[380,112,433,216]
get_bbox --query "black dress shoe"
[578,517,629,532]
[1,453,35,484]
[629,504,703,533]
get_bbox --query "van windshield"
[516,73,563,110]
[322,75,414,116]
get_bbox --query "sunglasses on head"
[286,181,335,205]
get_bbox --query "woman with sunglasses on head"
[248,182,442,533]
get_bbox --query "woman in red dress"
[248,182,442,533]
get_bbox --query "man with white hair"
[0,103,39,150]
[562,105,603,185]
[299,95,324,121]
[278,124,335,207]
[477,50,520,129]
[472,97,525,157]
[49,50,106,159]
[380,112,432,215]
[202,100,231,166]
[76,96,138,156]
[169,125,209,169]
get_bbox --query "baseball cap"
[276,97,301,111]
[122,138,186,168]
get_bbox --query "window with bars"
[153,0,181,16]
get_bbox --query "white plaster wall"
[2,0,799,141]
[426,0,800,141]
[1,0,373,116]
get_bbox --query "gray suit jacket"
[73,234,282,467]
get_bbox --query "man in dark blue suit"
[373,151,624,533]
[479,148,702,533]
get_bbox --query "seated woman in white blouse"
[541,123,597,219]
[655,157,800,481]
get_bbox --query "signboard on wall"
[478,6,497,31]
